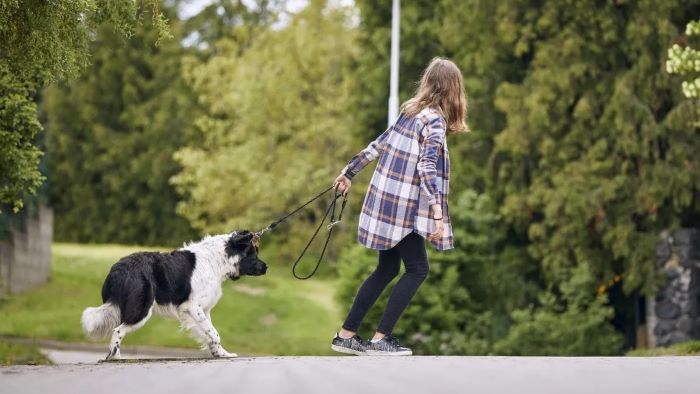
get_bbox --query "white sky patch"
[331,0,355,8]
[178,0,216,20]
[270,0,306,30]
[182,31,208,49]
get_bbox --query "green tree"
[0,0,170,212]
[487,0,699,353]
[0,65,43,213]
[42,4,196,245]
[491,0,699,294]
[182,0,278,54]
[172,0,359,258]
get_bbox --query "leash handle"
[250,184,348,280]
[292,187,347,280]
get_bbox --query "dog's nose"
[261,264,268,274]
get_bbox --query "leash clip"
[254,226,270,238]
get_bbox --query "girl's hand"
[428,218,444,241]
[333,173,352,196]
[428,203,444,241]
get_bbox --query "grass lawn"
[627,341,700,356]
[0,243,341,356]
[0,340,51,365]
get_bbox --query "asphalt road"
[2,356,699,394]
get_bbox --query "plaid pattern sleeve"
[417,115,446,206]
[340,125,393,180]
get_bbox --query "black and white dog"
[81,230,267,360]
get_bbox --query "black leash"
[253,184,348,280]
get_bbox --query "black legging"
[342,231,429,335]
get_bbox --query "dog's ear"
[226,230,254,256]
[230,230,253,245]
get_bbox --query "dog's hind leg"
[107,282,155,360]
[107,305,153,360]
[179,304,237,358]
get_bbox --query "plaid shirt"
[341,107,453,251]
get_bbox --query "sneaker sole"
[365,349,413,356]
[331,344,366,356]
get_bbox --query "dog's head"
[225,230,268,280]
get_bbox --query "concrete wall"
[0,206,53,295]
[647,228,700,347]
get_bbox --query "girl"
[331,57,469,356]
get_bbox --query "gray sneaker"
[365,335,413,356]
[331,333,367,355]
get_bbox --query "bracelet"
[432,216,443,220]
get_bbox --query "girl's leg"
[374,231,429,338]
[341,246,401,335]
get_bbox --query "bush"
[627,340,700,356]
[493,263,624,356]
[494,294,624,356]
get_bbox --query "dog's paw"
[105,349,121,361]
[212,349,238,358]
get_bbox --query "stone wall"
[0,206,53,295]
[647,229,700,347]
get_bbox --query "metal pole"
[388,0,400,127]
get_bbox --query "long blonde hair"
[400,57,469,134]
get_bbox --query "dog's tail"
[81,303,120,340]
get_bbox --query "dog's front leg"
[185,305,238,358]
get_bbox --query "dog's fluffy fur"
[81,230,267,360]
